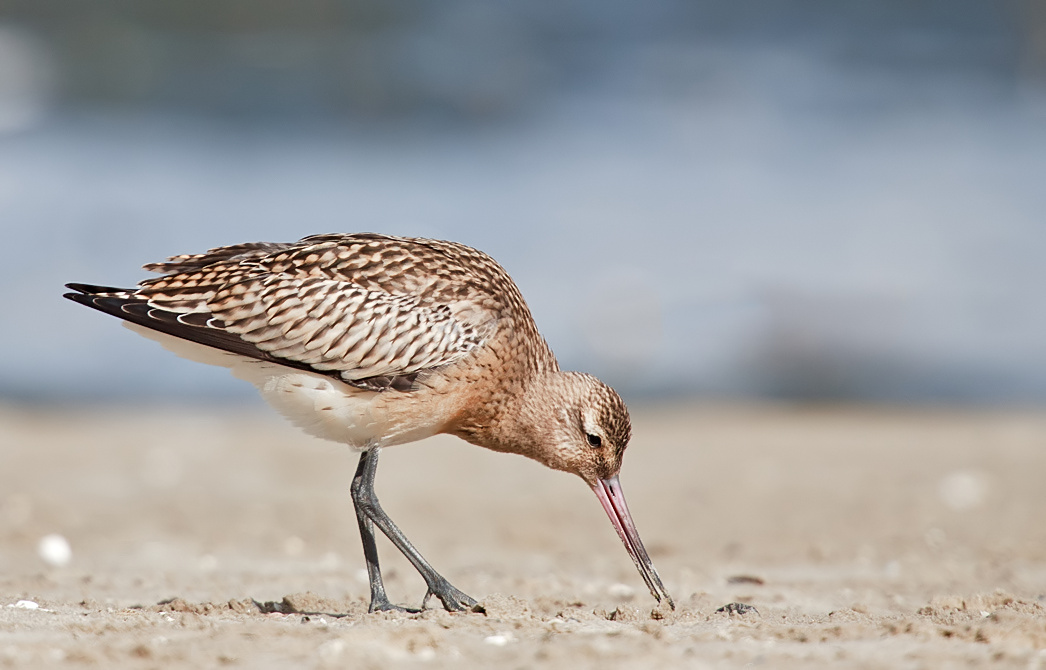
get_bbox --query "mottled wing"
[71,237,488,390]
[141,241,293,275]
[198,271,483,383]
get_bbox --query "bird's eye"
[586,433,602,448]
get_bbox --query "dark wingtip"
[63,291,93,305]
[65,282,127,295]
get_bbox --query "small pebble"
[715,602,759,616]
[9,600,39,610]
[38,534,72,568]
[484,633,512,646]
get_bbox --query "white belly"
[125,323,442,449]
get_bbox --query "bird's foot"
[368,596,419,614]
[421,580,479,613]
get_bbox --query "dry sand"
[1,401,1045,668]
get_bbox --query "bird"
[64,232,674,613]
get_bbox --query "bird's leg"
[351,450,415,613]
[350,446,477,613]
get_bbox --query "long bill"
[592,475,675,609]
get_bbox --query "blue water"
[2,18,1045,403]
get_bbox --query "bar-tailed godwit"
[65,233,674,612]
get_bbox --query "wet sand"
[1,402,1044,668]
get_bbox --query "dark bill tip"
[593,476,675,610]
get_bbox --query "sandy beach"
[1,402,1044,668]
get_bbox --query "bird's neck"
[451,370,565,465]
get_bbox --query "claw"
[423,581,478,612]
[369,597,419,614]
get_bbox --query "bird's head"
[520,371,632,486]
[509,371,674,609]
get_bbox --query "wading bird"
[65,233,673,612]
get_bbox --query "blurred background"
[1,0,1044,404]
